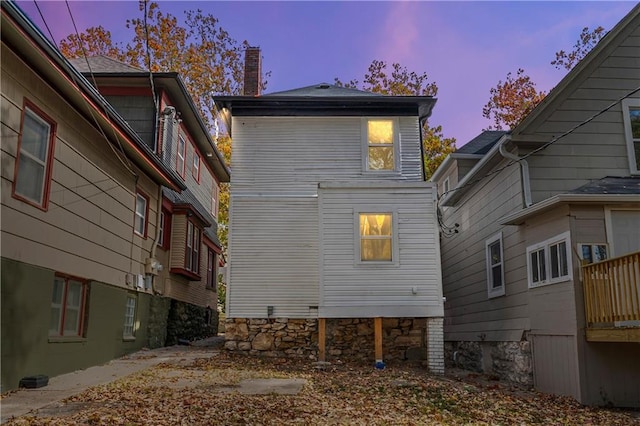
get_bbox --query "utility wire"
[438,85,640,203]
[63,0,137,176]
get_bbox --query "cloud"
[375,1,421,64]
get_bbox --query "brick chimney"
[243,47,262,96]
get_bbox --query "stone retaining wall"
[224,317,444,373]
[445,340,533,385]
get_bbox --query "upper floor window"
[364,118,397,172]
[622,98,640,174]
[357,212,398,263]
[50,274,87,337]
[134,191,149,237]
[159,209,171,249]
[177,135,186,177]
[13,103,56,210]
[527,232,572,288]
[486,232,505,298]
[192,151,201,182]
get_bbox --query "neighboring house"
[432,4,640,407]
[0,1,186,391]
[214,64,445,371]
[67,56,231,345]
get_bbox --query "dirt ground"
[5,352,639,425]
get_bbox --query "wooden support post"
[318,318,326,362]
[374,317,383,364]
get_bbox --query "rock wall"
[166,299,218,345]
[445,340,533,386]
[147,296,171,349]
[224,317,444,373]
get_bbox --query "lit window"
[527,232,572,288]
[134,192,148,237]
[50,275,87,337]
[486,232,505,298]
[622,98,640,174]
[193,151,200,182]
[359,213,393,261]
[177,135,186,177]
[13,104,56,209]
[186,220,201,274]
[366,119,395,171]
[123,295,136,338]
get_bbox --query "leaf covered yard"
[5,353,638,425]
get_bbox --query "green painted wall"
[1,258,153,392]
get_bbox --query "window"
[50,275,87,337]
[358,212,394,262]
[364,118,397,171]
[577,243,608,265]
[622,99,640,174]
[12,103,56,209]
[486,232,505,298]
[192,151,201,182]
[159,209,171,249]
[527,232,572,288]
[134,191,149,237]
[206,248,217,290]
[123,295,136,339]
[185,220,201,274]
[177,135,186,177]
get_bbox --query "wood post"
[374,317,383,363]
[318,318,326,362]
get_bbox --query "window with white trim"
[527,232,572,288]
[577,243,608,265]
[442,177,450,196]
[123,295,136,339]
[363,118,397,171]
[486,232,505,298]
[13,103,56,209]
[50,275,87,337]
[622,98,640,174]
[357,212,398,263]
[134,191,148,237]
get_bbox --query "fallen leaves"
[6,353,639,425]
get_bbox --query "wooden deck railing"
[583,251,640,326]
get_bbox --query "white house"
[215,72,444,371]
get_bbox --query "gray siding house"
[432,4,640,407]
[67,57,231,345]
[215,78,445,370]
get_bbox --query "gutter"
[498,136,532,207]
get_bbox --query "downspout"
[148,185,164,294]
[499,137,532,207]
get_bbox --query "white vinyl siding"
[319,182,443,318]
[527,232,572,288]
[227,197,319,318]
[486,232,505,298]
[621,98,640,174]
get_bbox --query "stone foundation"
[224,317,444,373]
[445,339,533,386]
[165,299,218,346]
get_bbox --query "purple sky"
[16,1,636,147]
